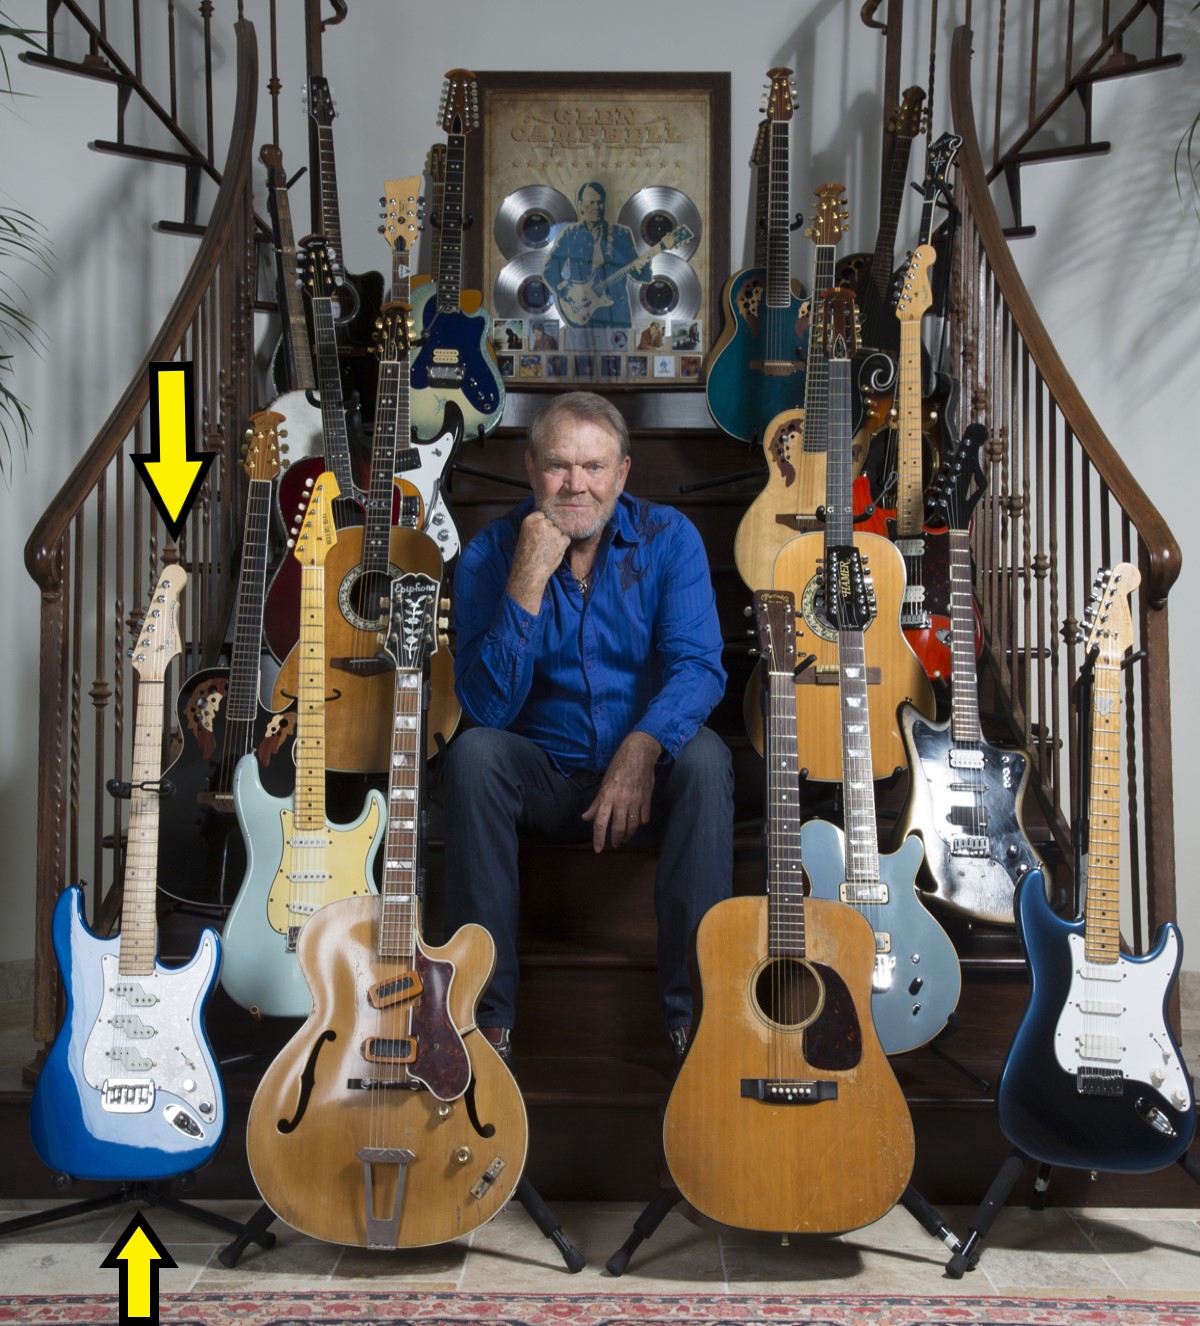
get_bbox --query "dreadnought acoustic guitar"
[759,287,934,780]
[222,473,384,1018]
[663,589,914,1234]
[996,564,1195,1171]
[705,67,808,444]
[30,567,226,1180]
[893,426,1041,925]
[248,571,527,1248]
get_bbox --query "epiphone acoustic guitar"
[995,565,1196,1171]
[705,67,808,444]
[663,590,914,1234]
[247,571,527,1248]
[30,567,226,1180]
[893,426,1041,925]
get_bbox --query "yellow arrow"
[101,1210,177,1323]
[132,362,215,541]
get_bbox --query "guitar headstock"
[242,410,285,483]
[888,85,928,140]
[298,235,339,301]
[895,245,935,322]
[380,176,423,263]
[749,119,770,168]
[661,225,695,253]
[925,131,963,199]
[806,184,850,247]
[753,590,797,675]
[259,143,284,176]
[372,301,413,362]
[1081,563,1140,662]
[293,471,340,568]
[440,68,480,135]
[129,565,187,682]
[761,66,796,123]
[817,285,859,360]
[822,545,876,633]
[304,75,336,128]
[427,143,447,186]
[927,423,988,532]
[380,572,441,672]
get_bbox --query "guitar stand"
[605,1182,962,1276]
[0,1178,276,1250]
[945,1145,1200,1278]
[216,1175,584,1272]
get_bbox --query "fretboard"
[435,133,466,313]
[379,670,423,961]
[1084,659,1122,966]
[294,564,327,830]
[765,118,792,308]
[858,133,918,346]
[273,182,316,392]
[315,125,343,259]
[948,529,983,745]
[766,665,806,958]
[364,352,417,573]
[225,476,273,726]
[823,358,856,546]
[894,316,926,538]
[309,293,357,500]
[119,678,165,976]
[839,627,881,885]
[799,243,837,457]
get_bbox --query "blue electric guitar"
[222,473,385,1018]
[705,67,809,444]
[409,69,505,443]
[30,567,226,1179]
[996,565,1196,1170]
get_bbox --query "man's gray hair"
[527,391,630,462]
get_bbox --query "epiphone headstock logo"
[511,106,682,148]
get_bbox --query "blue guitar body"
[705,270,808,443]
[29,886,225,1180]
[408,284,504,443]
[801,820,961,1054]
[997,869,1196,1171]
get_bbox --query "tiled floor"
[2,997,1199,1301]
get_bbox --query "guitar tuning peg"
[379,595,390,613]
[378,225,386,235]
[376,631,388,647]
[278,428,288,439]
[440,598,451,611]
[743,604,754,616]
[244,427,253,440]
[379,196,387,207]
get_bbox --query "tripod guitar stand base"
[218,1177,585,1271]
[945,1146,1200,1278]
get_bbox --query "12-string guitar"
[247,571,527,1247]
[663,590,913,1233]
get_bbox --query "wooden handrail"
[950,25,1180,608]
[24,17,259,597]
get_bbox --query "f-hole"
[463,1075,496,1139]
[752,958,824,1030]
[277,1029,337,1133]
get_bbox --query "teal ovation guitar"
[705,67,808,444]
[30,567,226,1179]
[222,473,384,1018]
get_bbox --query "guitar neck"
[295,564,327,829]
[947,528,983,744]
[765,118,793,308]
[822,358,857,546]
[120,677,166,975]
[766,665,806,958]
[435,133,466,313]
[839,628,882,884]
[799,245,837,456]
[379,668,423,960]
[1085,659,1123,966]
[315,124,343,257]
[309,295,357,498]
[271,179,316,392]
[225,477,275,726]
[870,134,918,300]
[895,317,926,536]
[364,353,416,569]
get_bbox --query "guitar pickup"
[841,883,888,904]
[107,1015,155,1039]
[110,983,157,1008]
[740,1079,838,1104]
[368,972,424,1009]
[362,1037,417,1064]
[949,749,986,770]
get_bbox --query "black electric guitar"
[156,411,298,910]
[996,565,1196,1170]
[893,425,1041,925]
[663,589,914,1234]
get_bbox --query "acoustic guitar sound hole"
[338,564,404,633]
[753,958,824,1029]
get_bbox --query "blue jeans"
[440,725,734,1033]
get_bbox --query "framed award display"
[464,72,730,388]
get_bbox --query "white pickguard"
[81,936,221,1130]
[1056,930,1193,1111]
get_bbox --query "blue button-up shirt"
[452,493,726,773]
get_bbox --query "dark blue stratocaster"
[30,567,226,1180]
[996,565,1195,1170]
[705,67,809,444]
[409,68,504,443]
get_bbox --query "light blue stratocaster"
[30,567,226,1180]
[221,473,384,1018]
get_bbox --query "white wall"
[1,0,1195,976]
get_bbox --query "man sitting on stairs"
[441,390,734,1067]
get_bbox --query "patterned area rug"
[1,1294,1199,1325]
